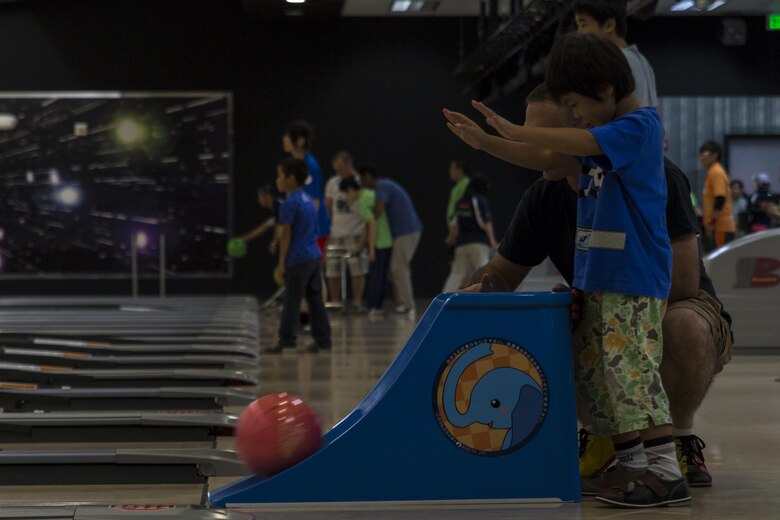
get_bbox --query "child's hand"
[443,109,488,150]
[471,100,523,141]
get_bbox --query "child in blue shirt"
[444,33,687,508]
[268,157,331,354]
[282,120,331,254]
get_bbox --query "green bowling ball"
[227,237,247,258]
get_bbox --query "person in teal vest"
[447,160,471,224]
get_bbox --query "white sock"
[645,438,683,481]
[673,427,693,438]
[614,438,648,470]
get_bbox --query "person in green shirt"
[343,166,394,317]
[447,160,471,224]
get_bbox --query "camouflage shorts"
[574,291,672,437]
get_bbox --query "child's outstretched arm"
[470,100,602,157]
[443,109,578,174]
[472,98,600,157]
[469,101,525,141]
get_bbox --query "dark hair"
[332,150,353,163]
[258,183,274,194]
[730,179,744,190]
[525,82,556,105]
[284,120,313,150]
[450,160,468,174]
[574,0,627,38]
[278,156,309,186]
[466,175,488,196]
[699,140,722,161]
[546,33,635,102]
[358,165,378,179]
[339,177,360,192]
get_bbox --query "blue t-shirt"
[303,153,331,237]
[575,107,671,300]
[454,194,492,246]
[375,179,422,238]
[278,188,322,268]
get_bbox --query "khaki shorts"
[325,235,369,278]
[668,289,733,373]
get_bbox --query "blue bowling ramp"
[210,292,579,507]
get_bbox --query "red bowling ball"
[235,393,322,476]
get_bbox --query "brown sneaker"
[676,435,713,487]
[595,470,692,508]
[581,461,646,496]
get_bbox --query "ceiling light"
[707,0,727,11]
[286,0,305,4]
[390,1,440,13]
[391,1,412,12]
[670,0,695,11]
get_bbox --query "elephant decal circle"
[433,338,548,456]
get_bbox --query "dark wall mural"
[0,93,232,278]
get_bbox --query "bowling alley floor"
[2,302,780,520]
[236,308,780,520]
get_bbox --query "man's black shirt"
[498,158,731,325]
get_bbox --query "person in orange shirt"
[699,140,736,251]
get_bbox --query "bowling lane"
[0,305,778,520]
[0,310,415,506]
[252,312,416,431]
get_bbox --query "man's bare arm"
[461,253,533,292]
[668,233,700,303]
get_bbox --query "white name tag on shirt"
[576,228,626,252]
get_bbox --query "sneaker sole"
[594,495,692,508]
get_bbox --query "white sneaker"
[368,308,385,318]
[394,305,416,318]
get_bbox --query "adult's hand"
[552,283,584,330]
[458,271,511,293]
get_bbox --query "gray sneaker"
[368,308,385,319]
[346,304,368,315]
[581,461,646,496]
[595,470,691,508]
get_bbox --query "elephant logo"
[433,338,547,456]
